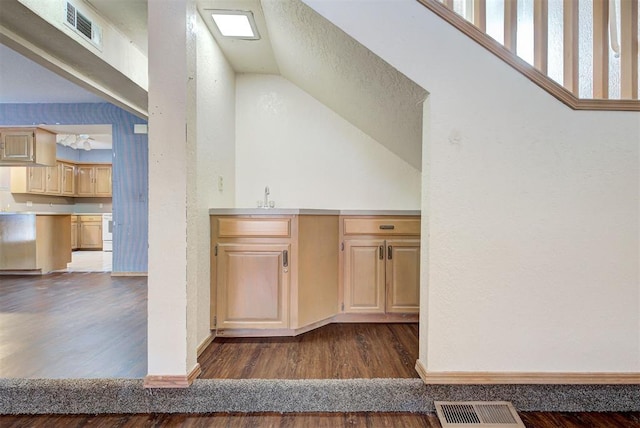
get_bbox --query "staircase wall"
[306,0,640,373]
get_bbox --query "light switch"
[217,176,224,191]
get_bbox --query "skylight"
[211,10,260,40]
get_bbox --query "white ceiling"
[0,0,426,166]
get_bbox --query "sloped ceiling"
[1,0,426,168]
[261,0,426,169]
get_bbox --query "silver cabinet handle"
[388,245,393,260]
[379,245,384,260]
[283,250,288,268]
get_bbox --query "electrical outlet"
[99,203,103,208]
[26,201,33,207]
[217,176,224,191]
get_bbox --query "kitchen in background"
[0,124,114,272]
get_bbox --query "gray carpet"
[1,378,639,414]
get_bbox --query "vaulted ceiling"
[0,0,426,168]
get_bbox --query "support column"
[145,0,200,388]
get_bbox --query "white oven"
[102,213,113,252]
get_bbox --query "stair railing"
[417,0,640,111]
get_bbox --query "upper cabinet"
[0,128,56,166]
[76,164,112,197]
[11,161,111,198]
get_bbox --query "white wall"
[147,0,196,377]
[194,11,235,348]
[17,0,148,90]
[307,0,640,373]
[235,74,421,210]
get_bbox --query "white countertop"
[0,212,107,216]
[209,209,420,216]
[209,208,340,216]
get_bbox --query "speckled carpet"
[1,378,639,414]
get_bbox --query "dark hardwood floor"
[2,412,640,427]
[0,272,147,378]
[199,323,420,379]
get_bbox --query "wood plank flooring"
[0,272,147,378]
[2,412,640,427]
[199,323,420,379]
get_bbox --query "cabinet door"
[1,131,33,161]
[79,221,102,249]
[61,163,75,196]
[343,239,386,313]
[45,163,61,194]
[385,239,420,313]
[76,166,94,196]
[71,219,78,250]
[27,167,46,193]
[94,165,112,196]
[216,243,289,330]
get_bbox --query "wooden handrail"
[416,0,640,111]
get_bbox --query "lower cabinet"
[71,215,78,250]
[77,215,102,250]
[340,216,421,317]
[216,243,290,330]
[211,213,339,336]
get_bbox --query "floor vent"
[435,401,525,427]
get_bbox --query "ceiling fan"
[56,134,95,150]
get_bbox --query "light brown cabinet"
[61,162,76,196]
[0,214,71,274]
[77,215,102,249]
[211,213,339,336]
[71,215,79,250]
[216,242,290,330]
[11,162,110,198]
[340,216,420,318]
[0,127,56,166]
[76,164,112,197]
[44,163,61,194]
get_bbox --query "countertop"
[209,209,420,216]
[0,212,107,216]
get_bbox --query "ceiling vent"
[435,401,525,427]
[65,2,102,50]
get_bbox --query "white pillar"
[145,0,199,387]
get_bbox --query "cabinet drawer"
[78,215,102,222]
[217,218,291,238]
[343,218,420,236]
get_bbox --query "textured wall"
[307,0,640,373]
[235,74,421,210]
[194,12,236,348]
[0,103,148,274]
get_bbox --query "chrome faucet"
[263,186,270,208]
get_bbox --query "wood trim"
[333,312,419,323]
[110,272,148,277]
[620,0,639,99]
[593,0,610,98]
[416,368,640,385]
[564,0,579,95]
[534,0,548,74]
[188,363,202,383]
[416,0,640,111]
[504,0,517,53]
[216,317,335,338]
[143,364,201,388]
[197,333,214,357]
[473,0,486,32]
